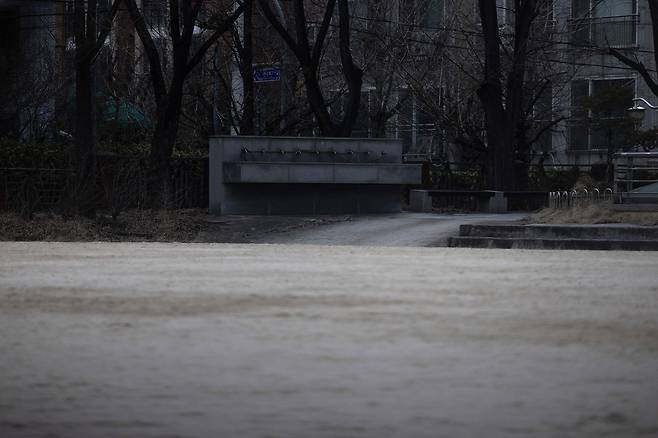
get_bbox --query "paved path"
[1,242,657,437]
[263,212,526,246]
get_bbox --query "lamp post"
[627,97,658,121]
[627,97,658,152]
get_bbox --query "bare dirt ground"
[262,212,525,246]
[1,242,657,438]
[0,211,525,246]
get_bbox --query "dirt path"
[262,212,526,246]
[1,242,657,437]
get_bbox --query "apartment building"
[553,0,655,166]
[361,0,656,167]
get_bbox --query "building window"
[394,90,437,153]
[571,0,638,47]
[531,82,554,153]
[569,78,635,151]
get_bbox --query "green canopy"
[102,98,149,128]
[63,85,150,129]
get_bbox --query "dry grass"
[0,210,350,243]
[0,210,206,242]
[531,202,658,226]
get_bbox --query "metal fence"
[0,168,75,212]
[614,152,658,193]
[0,157,209,213]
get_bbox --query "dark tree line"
[64,0,245,210]
[57,0,626,212]
[122,0,245,207]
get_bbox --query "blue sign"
[253,67,281,83]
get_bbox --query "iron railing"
[570,15,638,48]
[614,152,658,201]
[0,157,209,213]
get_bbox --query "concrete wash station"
[209,136,421,215]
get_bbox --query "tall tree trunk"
[302,69,340,135]
[72,0,98,217]
[336,0,362,136]
[148,79,183,208]
[476,0,537,190]
[238,0,255,135]
[478,83,514,190]
[73,55,97,216]
[71,0,119,216]
[115,8,135,100]
[477,0,513,190]
[372,109,388,138]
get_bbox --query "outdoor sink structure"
[209,136,421,215]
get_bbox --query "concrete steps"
[448,224,658,251]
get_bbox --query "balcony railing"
[570,15,638,48]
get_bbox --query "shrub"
[0,137,69,169]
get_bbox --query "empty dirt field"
[1,242,657,437]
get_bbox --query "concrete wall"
[209,136,421,215]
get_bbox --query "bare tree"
[230,0,256,134]
[72,0,120,216]
[476,0,563,190]
[123,0,245,207]
[361,0,417,138]
[257,0,363,137]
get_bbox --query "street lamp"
[628,97,658,121]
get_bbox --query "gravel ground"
[1,242,657,438]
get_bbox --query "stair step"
[611,204,658,212]
[459,224,658,240]
[447,236,658,251]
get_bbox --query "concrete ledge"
[210,136,420,215]
[460,224,658,240]
[218,184,402,215]
[408,190,508,213]
[223,162,421,185]
[448,236,658,251]
[450,223,658,251]
[611,203,658,212]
